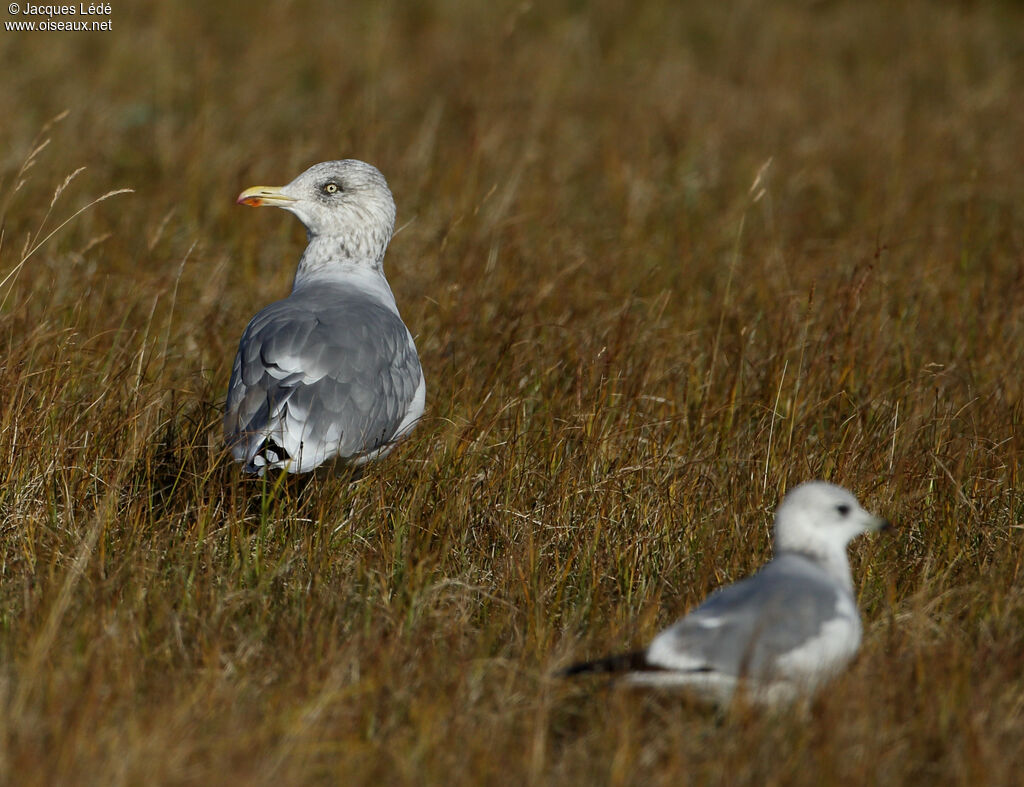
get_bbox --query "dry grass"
[1,0,1023,783]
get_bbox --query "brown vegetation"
[1,1,1022,783]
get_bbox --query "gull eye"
[836,504,851,517]
[323,182,339,194]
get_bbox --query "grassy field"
[1,0,1023,783]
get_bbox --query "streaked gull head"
[237,160,397,263]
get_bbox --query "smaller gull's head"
[773,481,890,556]
[237,160,397,262]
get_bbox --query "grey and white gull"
[559,481,891,704]
[224,160,425,475]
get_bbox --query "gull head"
[237,160,397,261]
[773,481,890,556]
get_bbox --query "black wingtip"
[244,439,291,473]
[556,650,654,678]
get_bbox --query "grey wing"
[647,561,842,678]
[224,294,422,472]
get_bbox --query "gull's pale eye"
[323,182,339,194]
[836,504,851,517]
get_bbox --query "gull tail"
[557,650,660,678]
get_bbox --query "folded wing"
[224,288,423,473]
[646,556,849,680]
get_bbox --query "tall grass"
[0,0,1022,784]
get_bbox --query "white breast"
[773,592,862,688]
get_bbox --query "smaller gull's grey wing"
[224,288,422,472]
[646,555,848,680]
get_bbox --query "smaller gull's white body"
[559,481,891,705]
[224,160,425,475]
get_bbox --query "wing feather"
[646,558,843,678]
[224,287,423,473]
